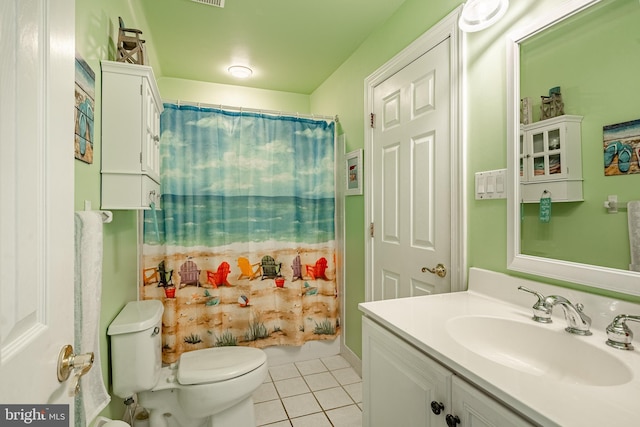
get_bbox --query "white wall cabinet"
[362,317,534,427]
[101,60,163,209]
[519,115,583,203]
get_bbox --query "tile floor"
[253,355,362,427]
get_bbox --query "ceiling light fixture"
[228,65,253,79]
[459,0,509,32]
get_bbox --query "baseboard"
[340,342,362,377]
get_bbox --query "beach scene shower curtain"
[141,104,338,364]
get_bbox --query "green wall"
[76,0,640,422]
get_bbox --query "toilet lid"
[177,347,267,385]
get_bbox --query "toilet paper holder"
[57,344,94,396]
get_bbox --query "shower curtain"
[141,104,338,364]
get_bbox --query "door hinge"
[370,113,375,128]
[140,84,143,95]
[369,222,374,237]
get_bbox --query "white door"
[0,0,76,418]
[370,38,451,300]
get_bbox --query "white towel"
[628,201,640,272]
[74,211,111,425]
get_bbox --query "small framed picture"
[345,149,363,196]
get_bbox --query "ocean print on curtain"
[141,104,338,364]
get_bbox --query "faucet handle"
[517,286,552,323]
[606,314,640,350]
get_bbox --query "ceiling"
[137,0,407,94]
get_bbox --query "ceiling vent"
[191,0,225,8]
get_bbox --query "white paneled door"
[0,0,76,418]
[371,38,452,300]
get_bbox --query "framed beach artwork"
[603,118,640,176]
[74,52,95,164]
[345,149,363,196]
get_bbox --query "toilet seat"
[177,347,267,385]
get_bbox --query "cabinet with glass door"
[519,115,583,203]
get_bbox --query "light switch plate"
[475,169,507,200]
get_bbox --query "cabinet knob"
[430,401,444,415]
[445,414,461,427]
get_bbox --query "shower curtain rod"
[164,99,338,123]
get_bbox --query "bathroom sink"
[446,315,633,386]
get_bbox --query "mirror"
[507,0,640,296]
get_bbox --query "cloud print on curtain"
[141,104,338,364]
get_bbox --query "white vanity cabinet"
[451,377,534,427]
[362,317,534,427]
[519,115,583,203]
[101,60,163,209]
[362,317,450,426]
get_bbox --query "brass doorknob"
[57,345,94,396]
[422,263,447,278]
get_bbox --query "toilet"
[107,300,268,427]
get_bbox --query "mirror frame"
[506,0,640,297]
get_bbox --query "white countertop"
[359,268,640,427]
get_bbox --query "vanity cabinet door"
[362,317,452,427]
[450,377,535,427]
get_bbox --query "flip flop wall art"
[604,119,640,176]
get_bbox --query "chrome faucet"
[517,286,552,323]
[605,314,640,350]
[543,295,592,336]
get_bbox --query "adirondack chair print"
[260,255,282,280]
[142,267,159,286]
[291,254,303,281]
[237,257,261,280]
[305,257,329,280]
[178,258,201,288]
[143,260,173,286]
[206,261,232,288]
[158,260,173,287]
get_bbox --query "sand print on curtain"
[141,104,338,364]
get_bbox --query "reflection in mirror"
[507,0,640,296]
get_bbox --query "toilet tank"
[107,300,164,398]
